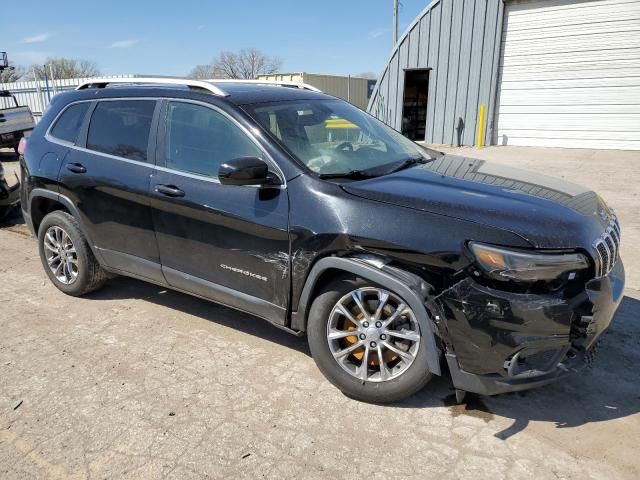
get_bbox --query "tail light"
[17,137,27,156]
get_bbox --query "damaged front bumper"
[429,260,625,395]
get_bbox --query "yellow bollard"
[476,103,486,148]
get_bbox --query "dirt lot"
[1,147,639,479]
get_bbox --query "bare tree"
[188,63,217,80]
[189,48,282,80]
[27,57,100,80]
[0,63,25,83]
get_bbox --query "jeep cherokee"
[20,77,624,403]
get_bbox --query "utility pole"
[393,0,399,45]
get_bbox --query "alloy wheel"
[326,287,421,382]
[43,226,79,285]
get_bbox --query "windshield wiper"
[383,156,432,174]
[317,156,433,180]
[317,170,375,180]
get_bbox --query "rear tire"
[38,211,108,296]
[307,275,432,403]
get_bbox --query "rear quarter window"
[49,102,91,144]
[86,100,156,162]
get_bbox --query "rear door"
[56,98,164,283]
[149,100,290,324]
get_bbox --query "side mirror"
[218,157,280,186]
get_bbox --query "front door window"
[165,101,263,178]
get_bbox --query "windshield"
[244,99,439,177]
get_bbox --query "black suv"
[21,78,625,403]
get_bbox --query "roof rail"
[209,79,322,92]
[76,77,228,96]
[75,76,323,96]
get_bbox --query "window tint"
[165,102,262,178]
[87,100,155,162]
[50,103,90,143]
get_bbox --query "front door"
[149,100,290,324]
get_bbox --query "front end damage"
[427,260,625,395]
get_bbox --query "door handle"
[155,184,185,198]
[66,163,87,174]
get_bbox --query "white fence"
[0,75,133,122]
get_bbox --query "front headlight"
[469,242,589,282]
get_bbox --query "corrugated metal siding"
[367,0,504,146]
[0,75,132,122]
[256,73,371,110]
[442,0,464,145]
[396,39,411,128]
[496,0,640,150]
[304,74,371,110]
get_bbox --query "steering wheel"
[335,141,354,152]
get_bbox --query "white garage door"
[496,0,640,150]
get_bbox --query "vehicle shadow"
[87,275,459,409]
[86,276,311,356]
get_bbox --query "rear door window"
[86,100,156,162]
[50,102,91,144]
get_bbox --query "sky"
[2,0,429,78]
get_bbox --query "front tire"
[307,275,432,403]
[38,211,108,296]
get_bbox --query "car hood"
[341,155,614,249]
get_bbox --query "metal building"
[257,72,375,110]
[367,0,640,150]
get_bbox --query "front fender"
[292,255,442,376]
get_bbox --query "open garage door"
[496,0,640,150]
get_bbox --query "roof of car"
[67,77,333,106]
[214,82,330,105]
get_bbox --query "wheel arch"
[28,188,103,263]
[29,192,71,235]
[292,255,442,376]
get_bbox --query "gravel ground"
[1,147,639,479]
